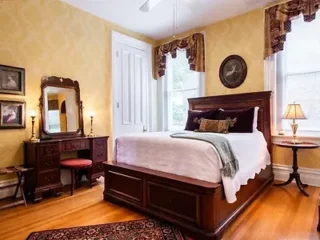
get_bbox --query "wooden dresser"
[24,136,108,202]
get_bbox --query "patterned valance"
[154,33,205,79]
[265,0,320,58]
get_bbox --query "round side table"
[273,141,319,197]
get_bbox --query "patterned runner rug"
[26,219,185,240]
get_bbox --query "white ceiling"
[63,0,275,40]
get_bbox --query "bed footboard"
[103,161,273,240]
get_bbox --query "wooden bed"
[103,91,273,240]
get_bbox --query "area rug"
[26,219,185,240]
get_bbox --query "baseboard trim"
[0,179,19,199]
[273,164,320,187]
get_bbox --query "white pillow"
[253,107,259,131]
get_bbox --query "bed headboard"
[188,91,272,153]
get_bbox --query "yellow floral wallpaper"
[0,0,154,175]
[0,0,319,180]
[157,8,320,169]
[157,9,265,96]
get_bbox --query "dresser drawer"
[94,138,107,149]
[147,182,200,225]
[37,170,60,187]
[94,161,104,174]
[61,139,89,152]
[93,149,107,161]
[37,143,60,158]
[38,156,60,172]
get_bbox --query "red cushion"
[61,159,92,168]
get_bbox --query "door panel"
[134,54,143,125]
[113,42,148,140]
[121,49,132,125]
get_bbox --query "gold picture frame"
[0,64,25,95]
[0,100,26,129]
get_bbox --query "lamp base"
[87,133,95,138]
[290,138,302,144]
[290,122,302,144]
[29,137,40,143]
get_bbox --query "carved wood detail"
[39,76,85,139]
[24,136,109,202]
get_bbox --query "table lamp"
[88,111,95,137]
[29,109,40,143]
[282,103,306,144]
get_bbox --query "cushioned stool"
[60,159,92,196]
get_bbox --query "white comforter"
[114,131,270,203]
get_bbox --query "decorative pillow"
[185,109,220,131]
[217,108,255,133]
[198,118,237,134]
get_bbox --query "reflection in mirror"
[44,86,79,133]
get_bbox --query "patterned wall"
[204,9,265,96]
[1,0,318,171]
[0,0,154,172]
[157,9,265,96]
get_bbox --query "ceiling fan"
[139,0,199,12]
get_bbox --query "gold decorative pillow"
[198,118,237,134]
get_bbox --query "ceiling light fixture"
[172,0,179,38]
[140,0,163,12]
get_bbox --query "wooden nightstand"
[273,141,319,197]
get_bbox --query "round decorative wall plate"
[219,55,247,89]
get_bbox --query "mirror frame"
[39,76,85,139]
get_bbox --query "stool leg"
[89,166,93,188]
[70,169,74,196]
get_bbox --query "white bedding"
[114,131,270,203]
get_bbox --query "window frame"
[158,51,205,131]
[265,18,320,140]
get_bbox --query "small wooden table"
[273,141,319,197]
[0,166,33,210]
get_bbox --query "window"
[276,16,320,134]
[164,49,204,130]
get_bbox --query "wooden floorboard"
[0,180,319,240]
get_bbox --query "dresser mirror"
[40,76,84,139]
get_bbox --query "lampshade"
[88,111,95,117]
[282,104,306,120]
[29,109,38,117]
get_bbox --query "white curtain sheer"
[265,15,320,135]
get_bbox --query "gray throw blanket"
[170,132,239,178]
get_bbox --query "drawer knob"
[45,176,53,182]
[44,160,55,167]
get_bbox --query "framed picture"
[219,55,247,89]
[0,100,26,129]
[0,64,25,95]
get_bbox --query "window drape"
[264,0,320,58]
[154,33,205,79]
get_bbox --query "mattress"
[114,131,270,203]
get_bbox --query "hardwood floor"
[0,181,319,240]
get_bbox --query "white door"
[112,32,151,140]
